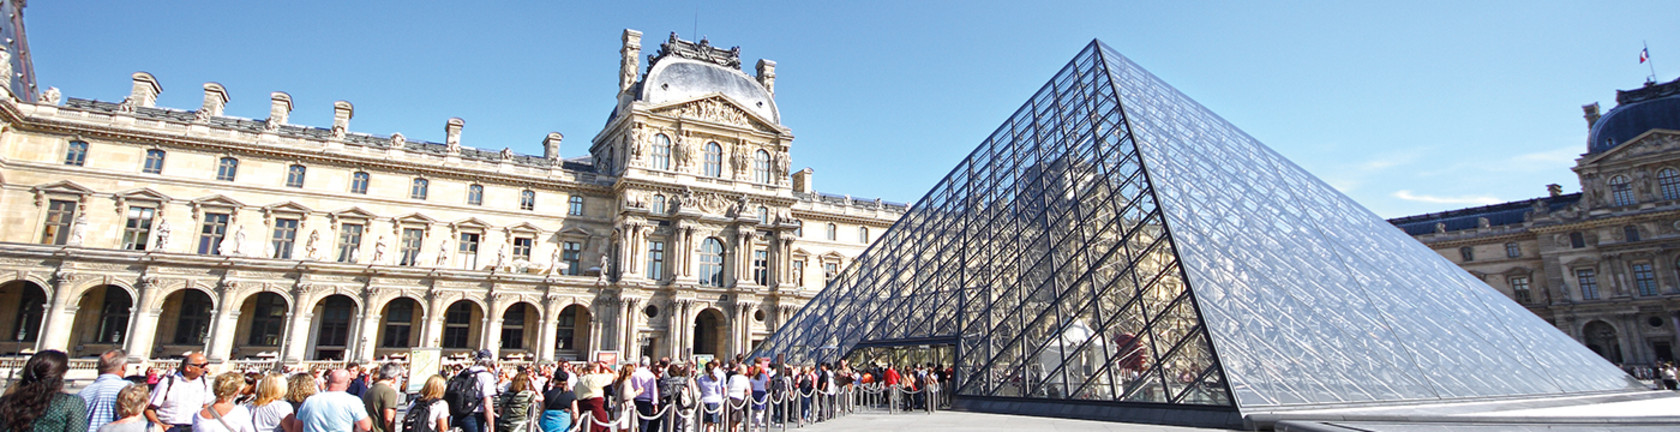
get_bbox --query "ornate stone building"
[0,5,905,365]
[1391,76,1680,369]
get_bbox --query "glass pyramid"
[753,41,1644,417]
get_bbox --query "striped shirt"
[80,373,130,431]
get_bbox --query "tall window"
[142,149,165,174]
[859,227,870,243]
[699,238,725,287]
[826,223,837,241]
[216,157,239,181]
[198,213,230,255]
[336,223,364,263]
[315,296,353,348]
[458,233,480,270]
[1458,246,1473,262]
[11,287,42,342]
[1609,175,1634,206]
[792,260,805,287]
[64,141,88,166]
[512,237,533,261]
[556,307,579,350]
[651,194,666,214]
[1504,242,1520,258]
[1633,262,1658,296]
[172,290,212,345]
[1509,276,1532,303]
[410,178,429,200]
[752,250,769,285]
[758,206,769,224]
[824,262,839,284]
[652,134,672,170]
[1570,232,1586,248]
[1577,268,1600,300]
[569,196,584,216]
[501,306,526,349]
[285,164,307,188]
[399,228,424,266]
[1662,168,1680,200]
[562,241,582,276]
[382,301,413,348]
[443,303,473,348]
[1625,225,1641,242]
[95,287,130,344]
[350,172,370,194]
[41,200,76,245]
[271,218,299,259]
[122,206,155,251]
[647,240,665,280]
[754,149,771,183]
[520,190,536,211]
[704,142,723,178]
[467,184,484,205]
[247,294,285,346]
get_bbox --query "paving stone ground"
[791,410,1231,432]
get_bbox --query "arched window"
[651,194,666,214]
[569,195,585,216]
[758,206,770,224]
[216,157,239,181]
[859,226,870,243]
[142,149,166,174]
[467,184,484,205]
[699,237,725,287]
[64,141,88,166]
[704,142,723,178]
[652,134,672,170]
[1609,175,1634,206]
[410,178,429,200]
[520,190,536,211]
[754,149,771,184]
[285,164,307,188]
[350,172,370,194]
[826,223,837,241]
[1660,168,1680,200]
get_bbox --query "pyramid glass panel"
[754,41,1645,422]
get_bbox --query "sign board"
[593,350,620,365]
[691,354,715,366]
[407,348,442,393]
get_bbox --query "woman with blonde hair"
[407,376,449,432]
[95,385,149,432]
[242,375,290,432]
[192,373,253,432]
[281,375,315,413]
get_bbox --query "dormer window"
[1609,175,1634,206]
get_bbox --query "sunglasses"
[190,363,210,368]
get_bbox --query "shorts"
[703,402,721,424]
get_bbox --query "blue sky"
[28,1,1680,218]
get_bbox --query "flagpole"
[1647,41,1657,83]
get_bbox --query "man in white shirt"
[145,353,212,432]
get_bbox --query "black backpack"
[444,370,487,418]
[403,398,436,432]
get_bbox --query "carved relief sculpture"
[373,236,388,264]
[154,220,173,252]
[305,229,321,260]
[67,215,88,246]
[39,87,60,105]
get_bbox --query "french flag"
[1641,48,1650,64]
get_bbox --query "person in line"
[192,373,252,432]
[493,373,535,432]
[146,354,212,432]
[95,385,148,432]
[290,370,370,432]
[747,367,767,429]
[361,365,401,432]
[244,375,290,432]
[630,362,658,432]
[538,374,576,432]
[79,350,129,432]
[657,365,694,432]
[0,350,86,432]
[610,365,636,432]
[344,365,368,399]
[449,351,499,432]
[281,375,315,414]
[572,363,614,432]
[407,376,449,432]
[693,364,722,432]
[724,365,749,432]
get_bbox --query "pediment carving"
[654,96,777,132]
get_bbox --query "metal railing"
[546,382,950,432]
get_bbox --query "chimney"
[129,72,161,108]
[1582,103,1601,129]
[1547,184,1563,197]
[332,101,353,137]
[756,59,777,97]
[792,168,814,194]
[543,132,564,161]
[200,82,228,117]
[268,92,292,125]
[445,117,464,152]
[620,29,643,93]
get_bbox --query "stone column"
[537,297,558,362]
[282,288,314,363]
[483,295,504,355]
[205,284,241,363]
[670,300,690,360]
[124,279,161,361]
[37,273,78,352]
[355,308,382,362]
[621,297,641,360]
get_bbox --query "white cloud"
[1509,146,1581,165]
[1391,190,1504,206]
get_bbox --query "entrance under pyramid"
[751,41,1649,428]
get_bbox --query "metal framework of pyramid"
[753,41,1644,425]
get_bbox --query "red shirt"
[884,368,901,386]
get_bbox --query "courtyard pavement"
[794,410,1231,431]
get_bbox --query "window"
[399,228,424,266]
[271,218,299,259]
[1577,268,1600,300]
[247,294,285,346]
[122,206,156,250]
[569,196,585,216]
[1625,225,1641,242]
[1458,246,1473,262]
[651,194,666,214]
[285,164,307,188]
[11,287,42,342]
[315,296,353,348]
[824,262,839,285]
[699,238,725,287]
[467,184,484,205]
[652,134,672,170]
[1633,262,1658,296]
[647,240,665,280]
[1509,276,1531,303]
[336,223,364,263]
[350,172,370,194]
[562,241,582,276]
[216,157,238,181]
[1570,232,1586,249]
[513,237,533,261]
[1504,242,1520,259]
[501,306,526,350]
[753,250,769,285]
[443,302,473,348]
[1662,168,1680,200]
[198,213,230,255]
[458,233,481,270]
[520,190,536,211]
[142,149,165,174]
[754,149,771,183]
[172,291,212,345]
[859,227,870,243]
[382,301,413,348]
[826,223,837,241]
[556,307,579,350]
[704,142,723,178]
[792,260,805,287]
[758,206,769,224]
[41,200,76,245]
[410,178,429,200]
[1609,175,1634,206]
[64,141,87,166]
[95,287,130,344]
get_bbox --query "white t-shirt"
[191,405,255,432]
[244,402,292,432]
[464,367,498,414]
[726,375,751,401]
[749,375,768,393]
[425,400,449,430]
[150,374,213,426]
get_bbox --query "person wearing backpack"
[538,374,576,432]
[656,365,693,432]
[402,376,448,432]
[445,351,499,432]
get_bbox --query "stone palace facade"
[0,2,905,364]
[1391,77,1680,369]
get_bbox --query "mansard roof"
[1388,193,1580,235]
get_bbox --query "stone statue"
[263,237,276,259]
[154,220,173,252]
[496,244,509,270]
[67,215,88,246]
[672,135,692,170]
[373,236,388,264]
[304,229,321,260]
[595,253,611,286]
[226,226,247,257]
[549,248,562,275]
[39,87,60,105]
[390,133,406,148]
[435,239,452,267]
[774,152,790,181]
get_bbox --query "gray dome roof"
[1588,78,1680,154]
[639,57,779,124]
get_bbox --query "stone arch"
[69,284,135,357]
[554,303,593,359]
[430,292,487,320]
[1582,320,1623,364]
[230,291,290,359]
[0,280,49,355]
[373,296,425,355]
[149,282,218,311]
[498,301,541,353]
[66,279,137,307]
[156,286,218,353]
[307,294,359,360]
[440,299,485,352]
[229,287,295,313]
[693,307,728,356]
